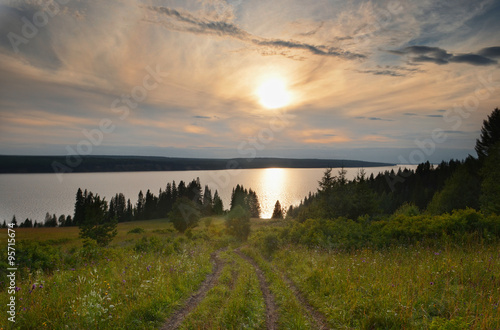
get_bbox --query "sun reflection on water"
[259,168,287,218]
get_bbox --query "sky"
[0,0,500,164]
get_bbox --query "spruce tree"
[79,194,117,247]
[271,200,284,219]
[213,190,224,215]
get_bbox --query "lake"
[0,165,417,222]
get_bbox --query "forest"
[3,107,500,248]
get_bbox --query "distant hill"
[0,155,395,173]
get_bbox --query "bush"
[15,240,62,272]
[225,205,251,241]
[259,232,280,258]
[128,227,145,234]
[168,197,201,233]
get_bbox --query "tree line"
[287,108,500,221]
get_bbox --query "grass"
[240,246,317,329]
[181,249,265,329]
[271,244,500,329]
[0,220,219,329]
[2,217,500,329]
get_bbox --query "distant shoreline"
[0,155,396,174]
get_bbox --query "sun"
[256,78,292,109]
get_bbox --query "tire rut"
[161,248,225,330]
[234,250,278,330]
[279,270,330,330]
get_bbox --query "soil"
[234,250,278,330]
[161,249,225,329]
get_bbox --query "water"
[0,166,416,221]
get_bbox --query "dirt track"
[234,250,278,330]
[161,249,225,329]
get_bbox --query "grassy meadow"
[1,216,500,329]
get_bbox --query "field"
[1,218,500,329]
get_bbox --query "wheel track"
[279,270,330,329]
[234,250,278,330]
[161,248,225,330]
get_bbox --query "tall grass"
[0,221,217,329]
[272,243,500,329]
[181,249,265,329]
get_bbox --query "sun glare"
[256,78,292,109]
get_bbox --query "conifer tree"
[272,200,284,219]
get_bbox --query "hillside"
[0,155,394,173]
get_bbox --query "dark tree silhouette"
[213,190,224,215]
[476,108,500,159]
[79,194,117,246]
[202,185,213,215]
[271,200,284,219]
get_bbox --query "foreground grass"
[0,220,221,329]
[240,246,318,329]
[181,249,265,329]
[2,217,500,329]
[271,243,500,329]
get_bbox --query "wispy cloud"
[389,45,498,66]
[355,116,393,122]
[146,6,365,60]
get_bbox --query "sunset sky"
[1,0,499,163]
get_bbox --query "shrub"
[225,205,251,241]
[168,197,201,233]
[128,227,145,234]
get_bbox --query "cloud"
[193,115,211,119]
[426,114,443,118]
[478,46,500,58]
[403,113,418,116]
[450,54,497,66]
[355,116,393,122]
[356,65,424,77]
[146,6,365,60]
[389,45,498,66]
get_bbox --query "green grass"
[272,244,500,329]
[2,217,500,329]
[181,249,265,329]
[240,246,317,329]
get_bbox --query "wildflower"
[39,284,43,289]
[109,305,115,308]
[32,284,36,290]
[15,287,21,292]
[122,279,126,283]
[430,282,434,285]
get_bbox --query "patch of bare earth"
[234,250,278,330]
[161,249,225,330]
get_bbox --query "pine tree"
[271,200,284,219]
[79,194,117,247]
[476,108,500,159]
[73,188,85,226]
[135,190,145,220]
[202,185,213,215]
[213,190,224,215]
